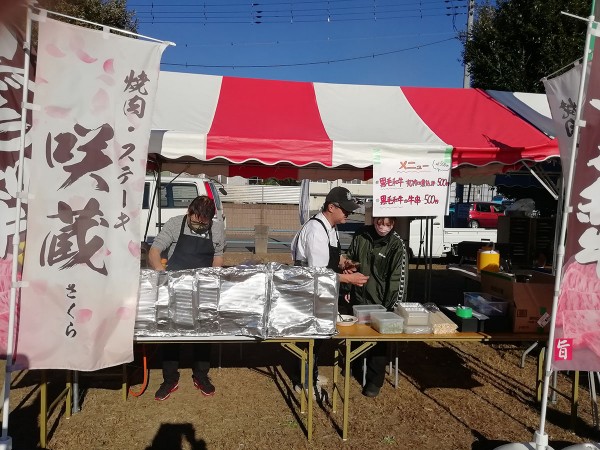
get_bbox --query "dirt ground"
[2,253,600,449]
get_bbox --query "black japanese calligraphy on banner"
[17,18,166,371]
[544,62,590,181]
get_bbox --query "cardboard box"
[480,270,555,333]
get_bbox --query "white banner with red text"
[16,18,165,370]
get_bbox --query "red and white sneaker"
[154,381,179,401]
[193,376,215,396]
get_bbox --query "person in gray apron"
[148,196,225,401]
[291,186,369,400]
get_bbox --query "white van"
[408,216,497,259]
[141,175,226,243]
[408,217,445,259]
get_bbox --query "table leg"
[122,364,128,401]
[551,371,558,403]
[307,339,314,441]
[299,344,306,415]
[279,341,313,439]
[394,343,399,389]
[536,347,545,402]
[342,339,351,441]
[40,370,47,449]
[66,371,72,418]
[341,340,377,441]
[588,372,598,428]
[333,344,339,413]
[571,371,580,429]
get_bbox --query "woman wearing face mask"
[344,216,409,397]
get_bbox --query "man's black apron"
[167,217,214,270]
[162,216,214,383]
[294,216,341,272]
[294,216,342,394]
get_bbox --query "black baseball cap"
[325,187,360,212]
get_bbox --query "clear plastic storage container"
[370,312,404,334]
[395,303,430,326]
[464,292,509,316]
[352,304,386,324]
[403,324,433,334]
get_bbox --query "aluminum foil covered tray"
[268,264,338,337]
[135,263,338,339]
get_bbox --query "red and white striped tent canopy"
[149,71,558,181]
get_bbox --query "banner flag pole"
[35,5,175,46]
[534,12,596,450]
[0,5,32,449]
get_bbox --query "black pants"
[365,342,388,389]
[161,343,211,384]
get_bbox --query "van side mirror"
[219,187,228,195]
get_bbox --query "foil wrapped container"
[267,264,338,337]
[136,270,159,334]
[135,264,338,339]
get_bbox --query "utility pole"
[462,0,476,88]
[456,0,475,205]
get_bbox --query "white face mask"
[374,223,393,237]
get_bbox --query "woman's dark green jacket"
[345,226,409,311]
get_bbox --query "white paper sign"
[373,153,452,217]
[537,312,551,328]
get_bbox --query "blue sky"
[129,0,471,87]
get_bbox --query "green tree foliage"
[463,0,590,92]
[37,0,137,32]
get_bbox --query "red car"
[468,202,506,228]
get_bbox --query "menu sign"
[373,155,451,217]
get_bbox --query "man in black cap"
[291,186,369,399]
[292,187,369,281]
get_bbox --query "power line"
[161,36,457,69]
[139,11,466,24]
[131,0,467,24]
[174,31,457,48]
[129,0,464,8]
[136,7,465,19]
[133,3,465,14]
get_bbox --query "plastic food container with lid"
[352,304,386,324]
[370,312,404,334]
[395,303,430,326]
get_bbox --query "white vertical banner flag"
[16,18,166,370]
[299,179,310,225]
[543,62,589,179]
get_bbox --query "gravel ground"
[2,254,598,449]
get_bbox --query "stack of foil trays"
[136,263,338,339]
